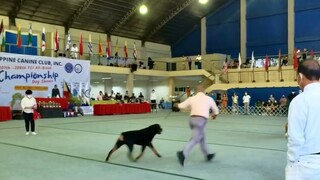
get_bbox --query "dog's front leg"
[135,146,146,161]
[148,143,161,158]
[127,144,135,161]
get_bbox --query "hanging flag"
[237,53,241,71]
[293,49,298,70]
[28,24,32,46]
[98,36,102,56]
[133,42,137,60]
[265,54,269,72]
[79,33,83,56]
[63,80,71,99]
[114,39,118,57]
[124,41,128,60]
[250,51,255,70]
[278,49,282,72]
[0,19,5,47]
[65,33,71,51]
[223,56,228,73]
[88,34,93,55]
[16,24,22,48]
[41,27,46,52]
[54,30,59,52]
[106,36,110,59]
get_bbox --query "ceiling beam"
[65,0,95,32]
[9,0,27,26]
[109,0,144,34]
[143,0,194,40]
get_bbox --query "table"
[0,106,12,121]
[35,97,68,110]
[91,100,117,106]
[38,107,63,118]
[93,103,151,115]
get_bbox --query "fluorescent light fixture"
[139,4,148,14]
[199,0,208,4]
[101,77,112,80]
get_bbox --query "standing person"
[286,60,320,180]
[150,89,157,112]
[196,54,202,69]
[176,85,219,166]
[232,93,239,114]
[51,84,61,98]
[147,57,154,70]
[70,44,78,59]
[242,92,251,115]
[221,93,228,113]
[21,90,37,135]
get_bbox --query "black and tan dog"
[105,124,162,162]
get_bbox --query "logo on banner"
[74,64,82,73]
[65,63,73,73]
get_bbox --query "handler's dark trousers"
[23,112,35,132]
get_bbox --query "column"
[288,0,294,62]
[126,73,134,95]
[240,0,247,60]
[168,77,175,99]
[201,17,207,55]
[104,79,113,94]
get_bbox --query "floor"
[0,110,287,180]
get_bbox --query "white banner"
[0,52,90,107]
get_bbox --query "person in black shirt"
[51,84,61,98]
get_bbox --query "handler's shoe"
[177,151,185,166]
[207,153,216,161]
[26,132,30,135]
[31,132,37,135]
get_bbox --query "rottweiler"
[105,124,162,162]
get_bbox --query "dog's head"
[149,124,162,134]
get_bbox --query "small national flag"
[293,49,298,70]
[65,33,71,51]
[106,37,110,59]
[250,51,255,70]
[88,34,93,55]
[54,30,59,52]
[41,27,46,52]
[98,36,102,56]
[278,49,282,72]
[114,39,118,57]
[133,42,137,60]
[28,24,32,46]
[63,80,71,99]
[265,54,269,72]
[16,24,22,48]
[79,33,83,56]
[124,41,128,60]
[237,53,241,71]
[0,19,5,47]
[223,56,228,73]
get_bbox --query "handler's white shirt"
[287,83,320,163]
[21,96,37,113]
[178,92,219,118]
[243,95,251,103]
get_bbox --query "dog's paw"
[157,154,162,158]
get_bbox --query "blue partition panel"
[5,31,37,55]
[171,26,201,57]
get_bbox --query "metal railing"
[219,105,287,117]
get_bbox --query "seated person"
[103,92,110,100]
[97,91,104,101]
[130,93,136,103]
[138,92,144,103]
[115,92,122,101]
[123,91,129,103]
[158,97,165,109]
[51,84,61,98]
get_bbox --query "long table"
[93,103,151,115]
[35,97,68,110]
[0,106,12,121]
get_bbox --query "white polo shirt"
[21,96,37,113]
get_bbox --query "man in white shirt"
[176,85,219,166]
[242,92,251,115]
[150,89,157,112]
[70,44,78,59]
[196,54,202,69]
[286,60,320,179]
[21,89,37,135]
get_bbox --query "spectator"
[158,98,165,109]
[51,84,61,98]
[195,54,202,69]
[70,44,78,59]
[147,57,154,70]
[124,91,129,103]
[232,93,239,114]
[97,91,104,100]
[242,92,251,115]
[150,89,157,112]
[221,93,228,113]
[187,56,192,70]
[138,92,144,103]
